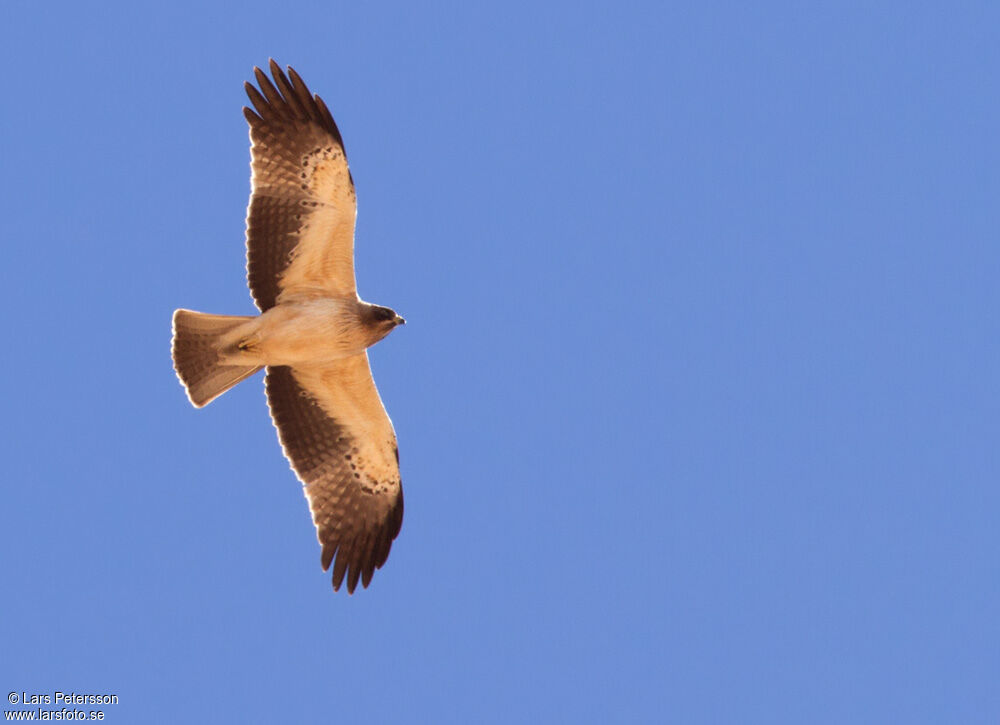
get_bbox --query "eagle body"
[171,61,405,594]
[218,298,402,368]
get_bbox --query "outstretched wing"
[265,355,403,593]
[244,60,357,311]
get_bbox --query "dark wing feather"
[244,60,357,311]
[265,357,403,593]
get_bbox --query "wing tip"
[320,522,401,594]
[243,60,344,144]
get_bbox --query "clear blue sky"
[2,1,998,722]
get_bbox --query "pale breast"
[251,299,368,366]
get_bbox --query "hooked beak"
[394,314,406,326]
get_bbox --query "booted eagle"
[171,61,405,594]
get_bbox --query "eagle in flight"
[171,61,405,594]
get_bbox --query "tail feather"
[171,309,262,407]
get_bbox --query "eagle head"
[362,304,405,343]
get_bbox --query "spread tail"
[171,309,262,407]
